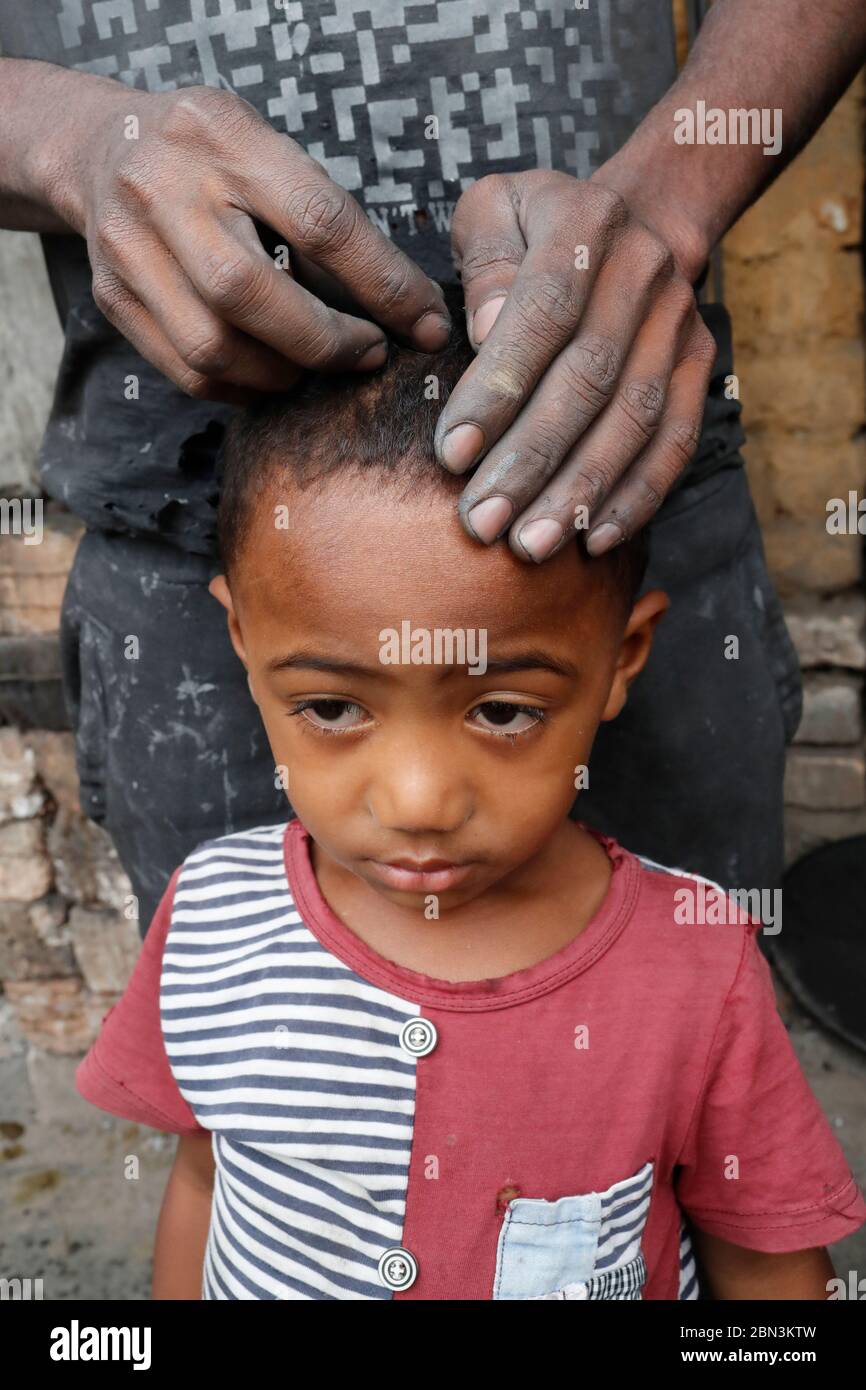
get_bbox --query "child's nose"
[368,747,472,836]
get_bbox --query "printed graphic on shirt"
[31,0,677,274]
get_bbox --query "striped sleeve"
[75,866,206,1135]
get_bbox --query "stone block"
[4,978,115,1055]
[726,242,863,344]
[0,635,68,731]
[734,341,865,435]
[47,809,132,911]
[0,511,82,637]
[0,725,44,822]
[0,995,27,1062]
[0,819,52,902]
[784,747,865,811]
[783,594,866,669]
[0,898,74,981]
[27,731,79,813]
[69,906,141,995]
[763,519,861,597]
[794,674,863,745]
[743,433,866,521]
[784,806,866,866]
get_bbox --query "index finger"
[434,181,621,469]
[235,133,451,351]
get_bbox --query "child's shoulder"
[170,820,295,915]
[179,819,291,868]
[624,846,767,977]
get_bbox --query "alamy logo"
[674,101,782,156]
[49,1320,151,1371]
[674,883,782,935]
[0,1276,43,1299]
[379,621,488,675]
[0,497,43,545]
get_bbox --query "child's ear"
[600,589,669,723]
[208,574,249,670]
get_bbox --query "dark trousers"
[60,462,802,936]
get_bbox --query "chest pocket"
[493,1162,653,1301]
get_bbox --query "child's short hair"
[217,283,649,599]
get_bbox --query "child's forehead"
[238,467,613,643]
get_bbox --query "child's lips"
[368,857,475,893]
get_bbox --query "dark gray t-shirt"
[1,0,743,555]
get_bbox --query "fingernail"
[586,522,624,556]
[356,339,388,370]
[470,295,506,346]
[412,310,451,350]
[517,518,564,562]
[466,495,514,544]
[440,422,484,472]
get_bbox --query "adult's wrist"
[16,62,132,234]
[589,152,714,288]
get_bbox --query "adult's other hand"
[437,170,715,559]
[39,79,450,401]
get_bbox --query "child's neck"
[310,820,612,984]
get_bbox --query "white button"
[399,1016,437,1057]
[378,1246,418,1291]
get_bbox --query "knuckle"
[93,211,133,265]
[477,341,536,402]
[589,183,629,235]
[178,328,234,377]
[666,417,703,466]
[691,323,718,367]
[458,236,524,282]
[562,334,621,409]
[292,316,343,367]
[517,274,581,337]
[201,252,264,314]
[621,377,666,432]
[667,277,698,326]
[519,421,572,470]
[631,473,666,517]
[462,173,509,209]
[90,268,124,318]
[283,181,355,255]
[161,86,242,141]
[369,255,414,317]
[175,365,215,400]
[571,460,619,512]
[113,156,156,211]
[638,234,676,284]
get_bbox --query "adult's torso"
[2,3,739,555]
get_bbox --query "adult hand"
[42,79,450,401]
[436,170,716,558]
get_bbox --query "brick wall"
[724,77,866,861]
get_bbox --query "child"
[76,309,866,1301]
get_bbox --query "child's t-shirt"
[76,819,866,1301]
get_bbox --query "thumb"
[451,179,526,348]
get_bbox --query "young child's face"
[211,470,666,911]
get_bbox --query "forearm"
[151,1163,213,1299]
[0,58,127,233]
[594,0,866,281]
[695,1231,836,1299]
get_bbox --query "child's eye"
[470,701,546,737]
[288,699,370,733]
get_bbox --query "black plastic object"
[772,836,866,1053]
